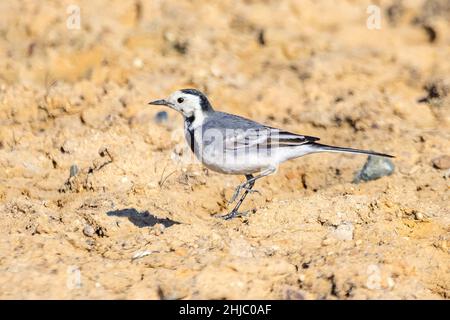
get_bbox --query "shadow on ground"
[107,208,180,228]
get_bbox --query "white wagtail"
[149,89,393,220]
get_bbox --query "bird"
[149,89,393,220]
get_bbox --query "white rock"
[414,211,424,220]
[83,224,95,237]
[132,250,152,260]
[332,222,354,241]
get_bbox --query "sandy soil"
[0,0,449,299]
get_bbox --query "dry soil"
[0,0,449,299]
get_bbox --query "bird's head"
[149,89,214,119]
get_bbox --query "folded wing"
[224,126,319,150]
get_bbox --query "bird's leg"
[228,175,260,204]
[221,167,276,220]
[221,175,255,220]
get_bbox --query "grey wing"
[224,126,320,150]
[203,112,319,150]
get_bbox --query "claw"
[248,189,261,196]
[219,211,237,220]
[218,210,249,220]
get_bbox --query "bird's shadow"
[106,208,180,228]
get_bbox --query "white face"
[165,91,201,118]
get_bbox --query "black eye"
[177,97,184,103]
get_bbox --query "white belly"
[200,151,273,174]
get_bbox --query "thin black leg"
[228,174,260,204]
[221,175,255,220]
[220,167,276,220]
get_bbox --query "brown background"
[0,0,448,299]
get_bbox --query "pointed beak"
[148,99,169,106]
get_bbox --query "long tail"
[309,142,394,158]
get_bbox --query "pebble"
[61,140,76,154]
[154,111,168,124]
[332,222,354,241]
[69,164,79,177]
[353,155,395,183]
[83,224,95,237]
[152,223,166,236]
[414,211,424,220]
[443,169,450,179]
[132,250,152,260]
[156,223,166,232]
[432,155,450,170]
[283,287,305,300]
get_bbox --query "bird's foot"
[228,183,260,204]
[218,210,249,220]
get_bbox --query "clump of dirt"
[0,0,448,299]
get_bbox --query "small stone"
[83,224,95,237]
[156,223,166,232]
[414,211,424,220]
[386,277,395,289]
[132,250,152,260]
[443,169,450,179]
[132,57,143,69]
[69,164,79,177]
[321,237,336,246]
[61,140,76,154]
[151,223,166,236]
[154,111,168,124]
[332,222,354,241]
[283,287,305,300]
[353,155,395,183]
[432,155,450,170]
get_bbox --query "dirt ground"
[0,0,449,299]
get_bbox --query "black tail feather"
[310,143,394,158]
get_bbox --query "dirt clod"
[432,155,450,170]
